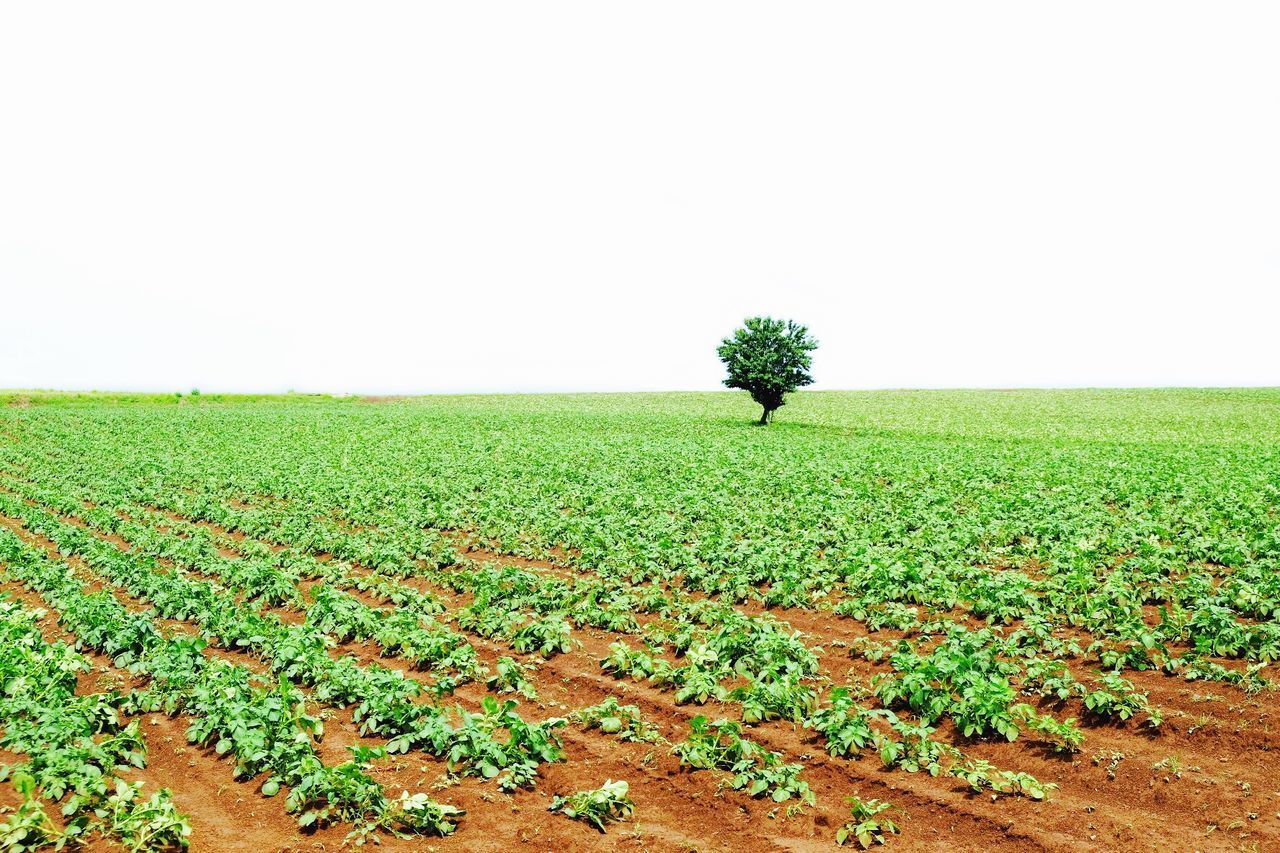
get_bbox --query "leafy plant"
[806,688,888,758]
[717,317,818,424]
[485,656,538,699]
[548,780,634,832]
[953,759,1058,800]
[0,772,89,852]
[94,780,192,852]
[570,697,664,744]
[672,717,815,806]
[1010,705,1084,753]
[836,796,900,848]
[1083,672,1161,726]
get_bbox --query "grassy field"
[1,389,1278,851]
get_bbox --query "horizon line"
[4,384,1279,398]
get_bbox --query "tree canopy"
[716,317,817,424]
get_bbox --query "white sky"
[2,2,1277,394]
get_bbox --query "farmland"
[1,388,1279,851]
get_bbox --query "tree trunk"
[759,407,772,425]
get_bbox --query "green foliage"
[953,759,1058,800]
[1083,672,1161,726]
[0,596,186,851]
[0,772,87,852]
[805,688,888,758]
[94,780,192,852]
[836,797,900,848]
[872,627,1023,740]
[730,672,818,723]
[1011,705,1084,753]
[386,790,464,838]
[4,389,1280,846]
[447,697,566,792]
[570,697,664,744]
[510,613,576,657]
[717,317,817,423]
[0,528,472,846]
[485,656,538,699]
[672,717,815,806]
[548,780,634,832]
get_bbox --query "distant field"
[1,389,1278,851]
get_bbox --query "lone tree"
[717,317,817,425]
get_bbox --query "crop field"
[1,388,1279,851]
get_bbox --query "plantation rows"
[1,390,1279,850]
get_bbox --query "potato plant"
[548,779,634,832]
[3,390,1279,848]
[836,797,900,848]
